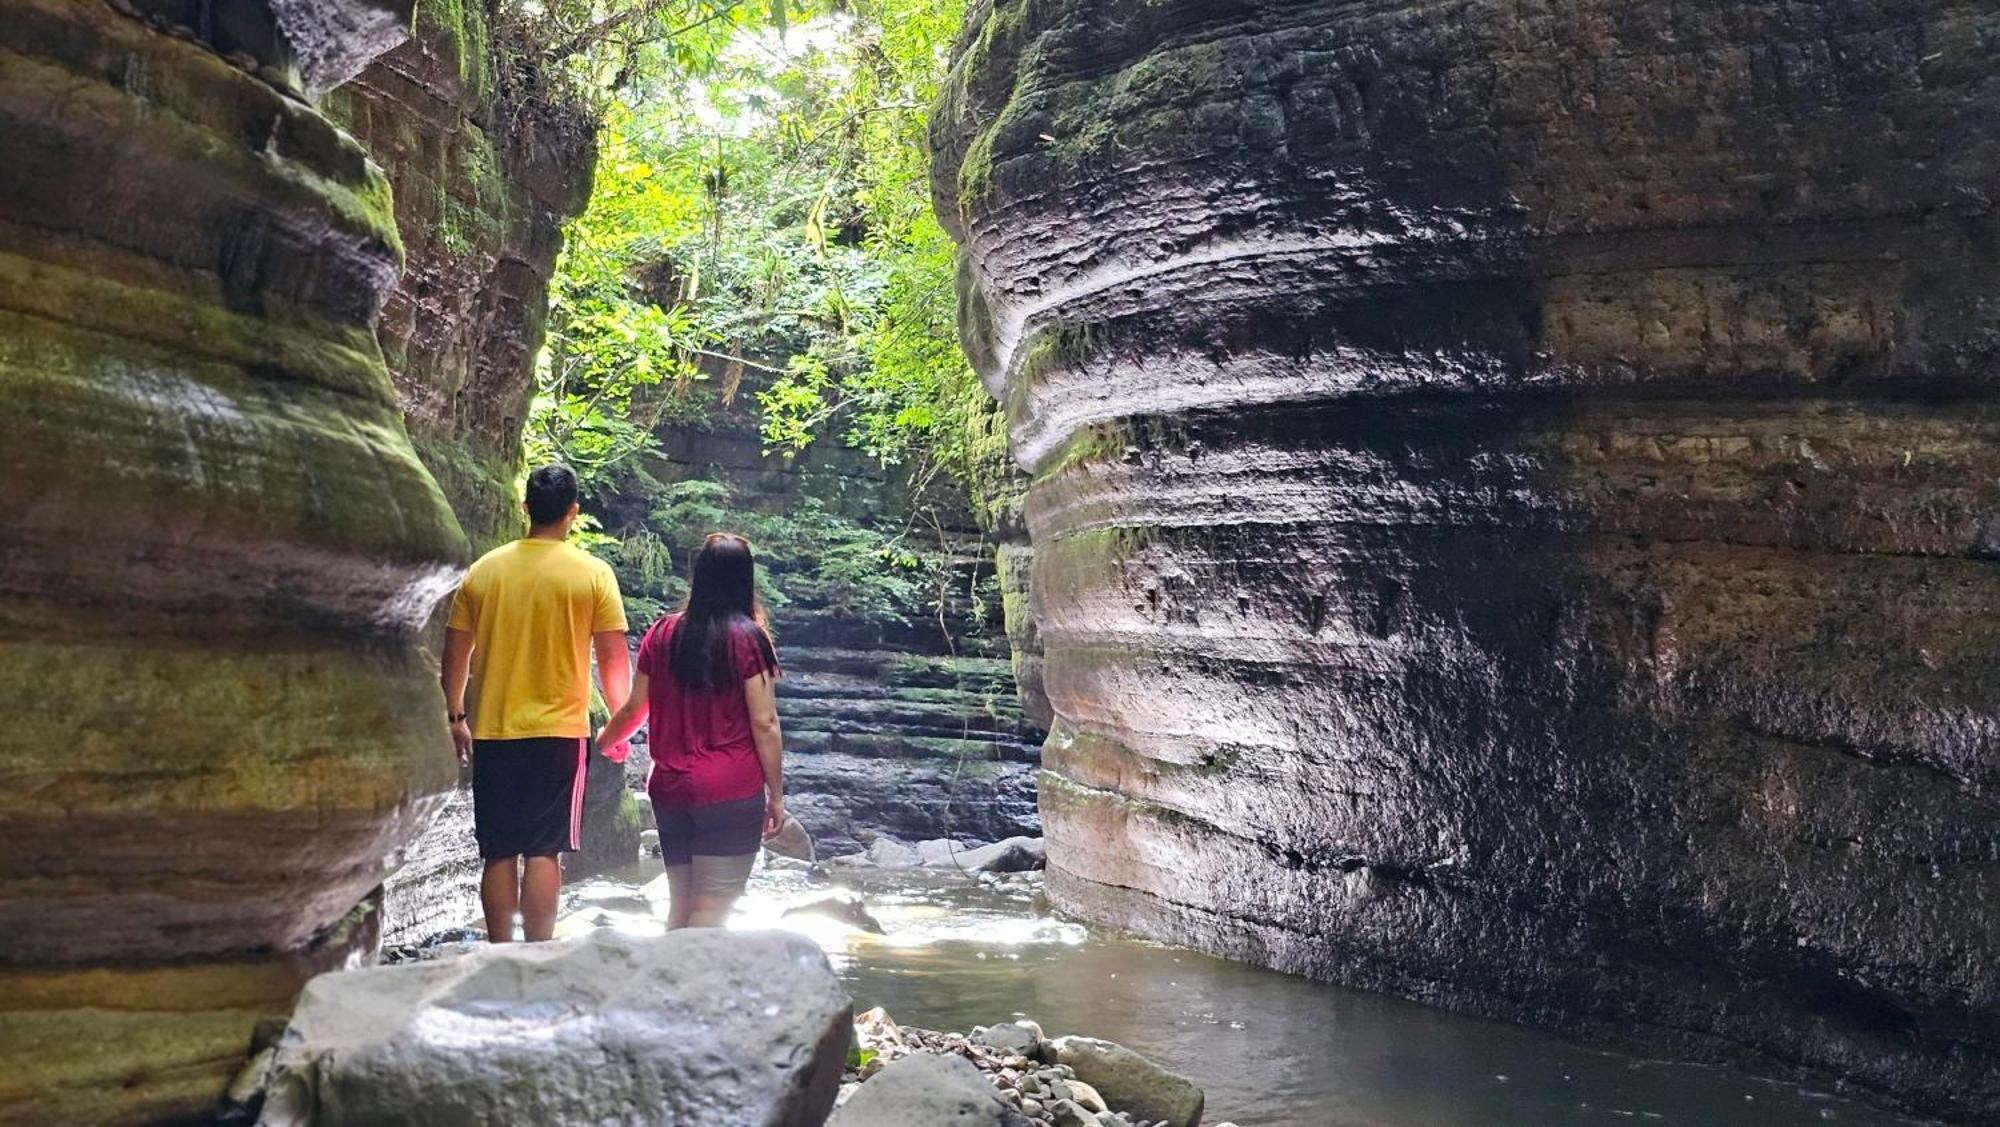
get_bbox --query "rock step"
[787,729,1043,764]
[781,695,1028,737]
[782,647,1020,690]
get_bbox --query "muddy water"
[469,862,1930,1127]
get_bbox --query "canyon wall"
[934,0,1999,1119]
[0,0,458,1121]
[326,0,594,550]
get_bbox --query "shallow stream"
[423,861,1930,1127]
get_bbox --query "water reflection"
[535,862,1930,1127]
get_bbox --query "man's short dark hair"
[524,464,579,527]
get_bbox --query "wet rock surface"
[934,0,2000,1119]
[261,929,850,1126]
[780,648,1043,856]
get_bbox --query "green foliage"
[596,479,935,632]
[756,0,990,484]
[513,0,1010,643]
[526,0,989,501]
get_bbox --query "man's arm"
[593,630,633,758]
[442,627,476,765]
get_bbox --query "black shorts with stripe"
[471,737,588,860]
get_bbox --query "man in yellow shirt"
[441,464,631,942]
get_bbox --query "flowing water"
[433,861,1932,1127]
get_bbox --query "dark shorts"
[656,794,764,866]
[472,737,588,861]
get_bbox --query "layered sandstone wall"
[935,0,1999,1118]
[0,0,461,1120]
[326,0,595,550]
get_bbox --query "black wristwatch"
[447,711,468,724]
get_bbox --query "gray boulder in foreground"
[260,929,850,1127]
[1048,1036,1204,1127]
[829,1054,1034,1127]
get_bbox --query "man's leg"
[481,857,520,942]
[520,854,563,941]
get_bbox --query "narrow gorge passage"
[1,0,1994,1123]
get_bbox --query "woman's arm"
[743,669,785,838]
[596,670,650,761]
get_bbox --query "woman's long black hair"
[670,532,779,691]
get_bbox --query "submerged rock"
[933,0,2000,1117]
[829,1053,1034,1127]
[261,929,850,1126]
[783,895,889,935]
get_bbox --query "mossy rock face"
[0,1,460,1119]
[326,0,597,553]
[936,0,2000,1119]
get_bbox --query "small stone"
[1067,1079,1109,1114]
[975,1019,1044,1055]
[1048,1098,1101,1127]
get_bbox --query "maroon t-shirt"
[636,613,777,808]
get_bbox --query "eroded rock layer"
[0,1,458,1120]
[934,0,2000,1117]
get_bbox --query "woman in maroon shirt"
[598,533,785,928]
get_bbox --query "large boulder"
[934,0,2000,1118]
[1048,1037,1204,1127]
[829,1054,1035,1127]
[262,929,851,1126]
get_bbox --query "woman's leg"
[678,795,764,926]
[662,865,695,929]
[684,852,756,926]
[657,802,697,929]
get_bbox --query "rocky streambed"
[369,852,1930,1126]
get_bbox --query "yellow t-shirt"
[446,538,628,740]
